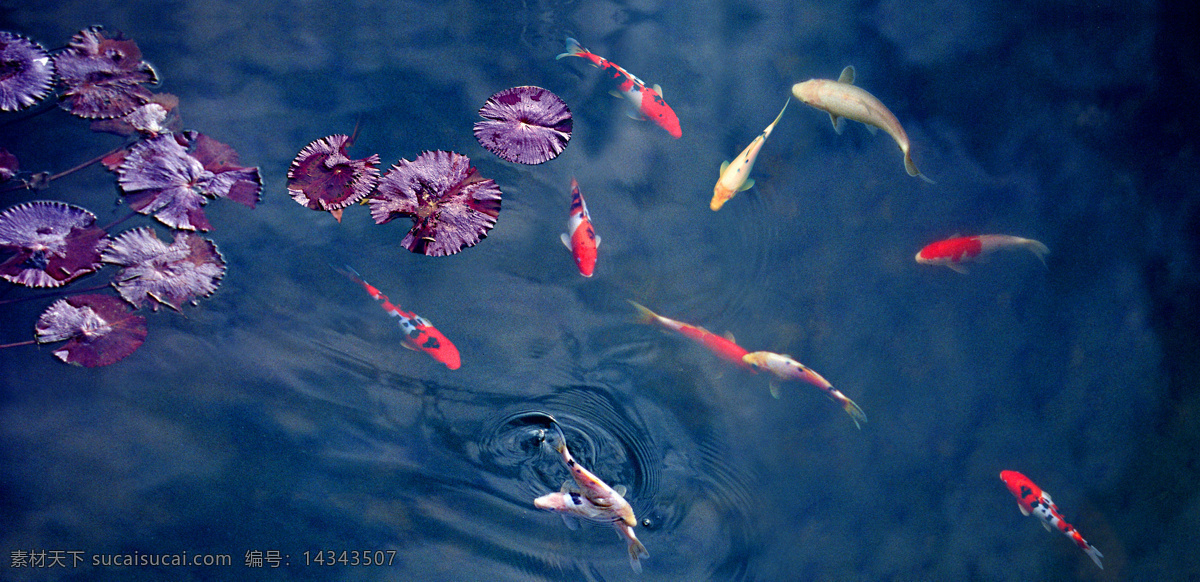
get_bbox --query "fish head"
[790,80,822,106]
[742,351,767,370]
[999,470,1037,502]
[534,491,570,511]
[711,183,735,211]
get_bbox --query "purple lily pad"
[102,226,226,311]
[0,200,109,288]
[54,26,159,119]
[176,131,262,208]
[287,134,380,222]
[474,86,572,165]
[368,150,502,257]
[117,134,261,231]
[0,31,55,112]
[35,294,147,367]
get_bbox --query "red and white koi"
[742,351,867,429]
[1000,470,1104,570]
[560,178,600,277]
[557,37,682,139]
[628,300,751,369]
[792,66,933,182]
[711,98,790,211]
[534,438,649,572]
[334,265,461,370]
[915,235,1049,274]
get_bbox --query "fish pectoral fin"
[594,235,601,247]
[560,233,573,250]
[838,65,856,85]
[948,263,969,275]
[1018,503,1030,516]
[625,108,645,120]
[738,178,755,192]
[864,123,879,135]
[609,90,625,100]
[614,484,627,497]
[561,515,580,530]
[652,83,663,97]
[830,113,845,134]
[769,381,782,399]
[723,331,736,342]
[720,160,731,175]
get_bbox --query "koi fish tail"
[1073,531,1103,569]
[627,300,659,325]
[626,537,649,573]
[1023,239,1050,268]
[331,263,365,285]
[904,151,935,184]
[1084,543,1104,570]
[556,37,588,61]
[839,395,868,429]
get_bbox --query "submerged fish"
[1000,470,1104,570]
[557,37,682,139]
[334,265,461,370]
[915,234,1049,274]
[534,437,649,572]
[742,350,867,429]
[628,300,751,369]
[711,98,790,211]
[560,178,600,277]
[792,66,933,183]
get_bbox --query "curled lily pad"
[117,133,261,231]
[102,226,225,311]
[368,150,502,257]
[0,200,108,288]
[287,134,380,222]
[474,86,572,164]
[54,26,159,119]
[91,93,181,137]
[0,31,55,112]
[35,294,147,367]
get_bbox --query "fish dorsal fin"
[838,65,856,85]
[720,160,730,175]
[560,480,574,493]
[723,331,736,342]
[560,233,573,250]
[738,178,755,192]
[652,83,663,97]
[614,484,627,497]
[1042,492,1054,504]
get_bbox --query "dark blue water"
[2,0,1197,580]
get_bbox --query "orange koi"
[1000,470,1104,569]
[334,265,461,370]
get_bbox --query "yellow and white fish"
[792,66,933,183]
[742,350,867,429]
[711,98,790,211]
